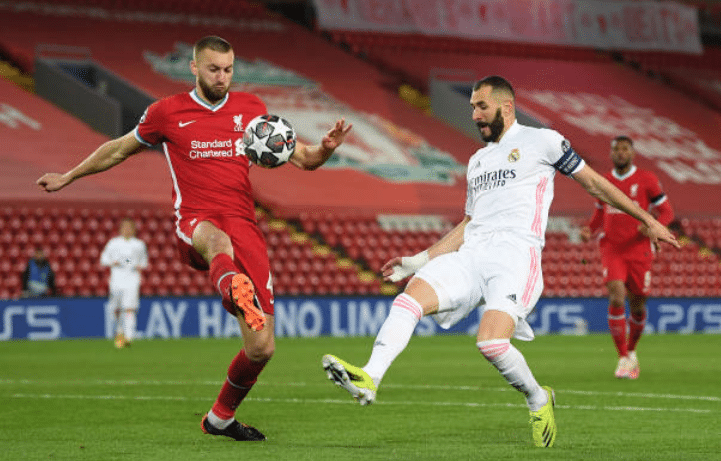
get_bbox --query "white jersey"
[100,236,148,288]
[464,121,585,246]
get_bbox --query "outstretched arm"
[37,131,144,192]
[572,165,679,249]
[289,118,352,171]
[382,215,471,282]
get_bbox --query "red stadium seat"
[0,230,13,249]
[186,283,202,296]
[176,273,192,295]
[141,284,154,296]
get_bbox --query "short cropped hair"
[473,75,515,99]
[193,36,233,60]
[612,135,634,147]
[119,217,136,228]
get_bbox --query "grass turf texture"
[2,334,720,460]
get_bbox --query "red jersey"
[134,90,266,220]
[588,165,674,260]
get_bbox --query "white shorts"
[107,284,140,311]
[415,232,543,341]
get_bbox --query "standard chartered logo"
[189,139,238,159]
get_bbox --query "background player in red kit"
[37,35,352,441]
[581,136,674,380]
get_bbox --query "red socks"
[209,254,237,303]
[208,257,269,420]
[607,303,628,358]
[211,349,268,420]
[208,255,271,419]
[608,303,647,356]
[628,310,647,352]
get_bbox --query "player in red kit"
[581,136,674,380]
[37,36,352,441]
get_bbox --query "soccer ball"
[243,114,297,168]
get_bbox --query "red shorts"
[176,212,274,316]
[600,247,652,296]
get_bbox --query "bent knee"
[608,295,625,307]
[245,343,275,363]
[606,281,626,302]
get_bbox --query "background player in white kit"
[100,218,148,348]
[322,76,679,448]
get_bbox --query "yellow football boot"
[529,386,557,447]
[322,354,377,405]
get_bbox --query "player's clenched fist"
[37,173,71,192]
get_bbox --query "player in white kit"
[322,76,679,447]
[100,218,148,348]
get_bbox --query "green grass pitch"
[2,333,720,460]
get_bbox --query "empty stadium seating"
[0,206,389,299]
[328,31,613,92]
[542,229,721,298]
[1,205,720,300]
[16,0,268,17]
[329,30,613,62]
[679,217,721,248]
[295,212,452,275]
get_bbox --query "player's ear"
[502,98,514,118]
[190,59,198,77]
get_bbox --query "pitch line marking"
[6,392,714,414]
[1,379,719,403]
[382,384,721,403]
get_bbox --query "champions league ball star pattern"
[243,114,296,168]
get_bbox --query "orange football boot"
[231,274,265,331]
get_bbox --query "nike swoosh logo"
[178,120,196,127]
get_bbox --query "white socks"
[361,294,547,412]
[207,409,234,429]
[115,313,123,336]
[477,339,547,411]
[123,309,137,342]
[363,293,423,386]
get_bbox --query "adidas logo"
[506,294,517,303]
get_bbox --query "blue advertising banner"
[1,296,720,341]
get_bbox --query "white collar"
[189,89,228,111]
[612,164,637,181]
